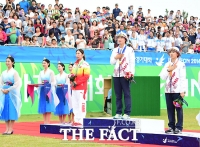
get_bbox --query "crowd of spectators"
[0,0,200,53]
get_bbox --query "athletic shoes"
[113,114,122,119]
[165,127,174,134]
[122,114,130,119]
[174,128,182,134]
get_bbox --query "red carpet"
[0,121,183,147]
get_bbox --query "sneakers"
[122,114,130,119]
[113,114,122,119]
[165,127,174,134]
[113,114,130,119]
[174,128,182,134]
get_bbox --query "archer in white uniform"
[110,32,135,119]
[159,47,186,134]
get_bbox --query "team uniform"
[110,44,135,118]
[159,57,186,133]
[38,68,59,114]
[55,72,71,116]
[0,68,22,121]
[71,59,90,125]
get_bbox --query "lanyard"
[118,45,127,54]
[75,59,84,75]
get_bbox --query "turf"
[0,135,119,147]
[1,108,199,130]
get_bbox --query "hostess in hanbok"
[0,56,22,135]
[38,58,59,124]
[55,63,71,123]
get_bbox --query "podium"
[103,76,160,116]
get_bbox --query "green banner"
[0,62,199,115]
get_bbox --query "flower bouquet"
[124,72,136,83]
[68,74,77,88]
[173,95,188,108]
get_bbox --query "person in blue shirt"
[113,4,120,18]
[116,25,127,35]
[19,0,29,14]
[104,88,112,112]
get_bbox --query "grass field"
[0,108,200,147]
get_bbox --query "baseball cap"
[102,18,106,21]
[41,4,45,7]
[0,25,3,29]
[4,16,8,19]
[138,6,142,9]
[0,3,3,7]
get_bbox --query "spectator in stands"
[0,25,7,45]
[64,12,74,28]
[4,4,13,18]
[76,33,86,49]
[90,12,99,23]
[34,18,44,34]
[30,36,40,46]
[6,21,20,44]
[24,20,34,38]
[90,31,101,48]
[156,34,165,52]
[65,22,73,33]
[46,32,57,46]
[116,24,126,34]
[21,35,30,46]
[58,37,67,47]
[188,29,197,44]
[58,20,65,38]
[98,18,108,36]
[188,44,194,54]
[106,20,115,39]
[127,5,134,17]
[29,0,37,12]
[0,4,5,15]
[182,19,189,31]
[3,0,15,13]
[116,11,123,22]
[194,42,200,53]
[182,36,190,53]
[71,22,80,43]
[33,26,44,45]
[51,38,57,47]
[113,4,121,18]
[1,17,10,32]
[77,22,85,37]
[74,7,80,22]
[102,29,113,49]
[19,0,29,14]
[196,28,200,39]
[46,4,53,18]
[174,33,183,50]
[129,31,138,50]
[146,31,156,51]
[13,14,22,30]
[64,29,75,48]
[164,31,175,51]
[89,20,98,39]
[137,29,146,50]
[52,4,60,20]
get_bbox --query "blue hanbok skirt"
[55,87,69,115]
[38,86,55,114]
[0,85,18,121]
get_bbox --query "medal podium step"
[40,117,200,147]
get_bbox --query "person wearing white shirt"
[46,32,57,46]
[64,29,75,48]
[137,29,146,50]
[116,11,123,22]
[98,18,108,36]
[76,33,86,49]
[129,31,138,50]
[146,31,157,51]
[156,34,165,52]
[159,47,186,134]
[145,9,152,22]
[110,32,135,119]
[174,33,183,49]
[164,31,175,51]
